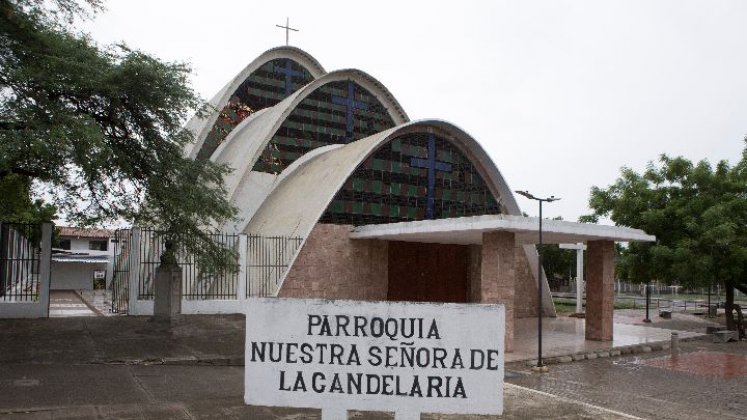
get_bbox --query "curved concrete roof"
[247,119,558,314]
[183,46,326,159]
[246,119,516,237]
[212,68,411,205]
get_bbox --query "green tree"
[539,243,574,280]
[537,217,575,282]
[0,174,56,223]
[586,140,747,329]
[0,0,236,267]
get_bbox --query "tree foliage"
[537,217,576,281]
[587,140,747,328]
[0,0,236,267]
[539,243,575,280]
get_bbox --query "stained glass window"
[196,58,315,161]
[252,80,396,174]
[318,132,502,225]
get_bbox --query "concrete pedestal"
[153,265,182,324]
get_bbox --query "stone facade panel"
[279,224,388,300]
[477,232,516,351]
[514,245,539,318]
[585,240,615,341]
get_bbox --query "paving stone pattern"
[0,315,638,420]
[506,336,747,420]
[48,290,98,317]
[641,350,747,379]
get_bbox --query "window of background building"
[88,240,108,251]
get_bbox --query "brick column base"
[477,232,515,352]
[585,240,615,341]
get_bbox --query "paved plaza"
[506,337,747,419]
[0,311,744,419]
[507,313,709,363]
[48,291,101,318]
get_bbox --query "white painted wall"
[57,236,115,288]
[64,237,115,256]
[50,262,107,290]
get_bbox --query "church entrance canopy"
[349,214,655,245]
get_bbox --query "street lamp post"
[515,190,560,372]
[643,281,651,323]
[709,244,726,318]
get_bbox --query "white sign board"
[245,297,504,420]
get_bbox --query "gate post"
[238,234,248,303]
[128,227,141,315]
[0,223,7,297]
[38,223,52,318]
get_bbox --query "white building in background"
[51,227,114,290]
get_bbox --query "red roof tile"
[57,226,113,239]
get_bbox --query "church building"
[183,46,654,351]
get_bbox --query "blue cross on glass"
[273,59,304,97]
[331,80,368,143]
[410,135,452,219]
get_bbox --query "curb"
[90,356,245,366]
[522,334,705,367]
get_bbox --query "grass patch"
[614,301,637,310]
[553,298,639,312]
[553,298,577,314]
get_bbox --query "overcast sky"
[82,0,747,222]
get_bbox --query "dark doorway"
[387,241,469,303]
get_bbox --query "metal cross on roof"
[275,17,299,46]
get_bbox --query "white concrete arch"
[212,69,411,231]
[246,119,555,314]
[246,120,515,237]
[183,46,326,159]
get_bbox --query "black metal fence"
[137,228,240,300]
[182,231,240,300]
[110,229,131,313]
[108,227,305,312]
[247,234,304,297]
[0,223,42,302]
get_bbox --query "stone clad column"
[585,240,615,341]
[479,231,516,352]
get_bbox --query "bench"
[659,309,672,319]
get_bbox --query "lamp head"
[514,190,537,200]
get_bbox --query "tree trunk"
[725,281,735,331]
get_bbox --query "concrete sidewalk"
[508,306,722,364]
[0,315,638,419]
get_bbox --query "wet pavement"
[49,290,100,317]
[0,315,643,419]
[506,335,747,420]
[1,311,745,419]
[506,310,715,363]
[640,350,747,379]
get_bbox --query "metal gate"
[109,227,305,314]
[110,229,131,313]
[0,222,51,318]
[0,223,42,301]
